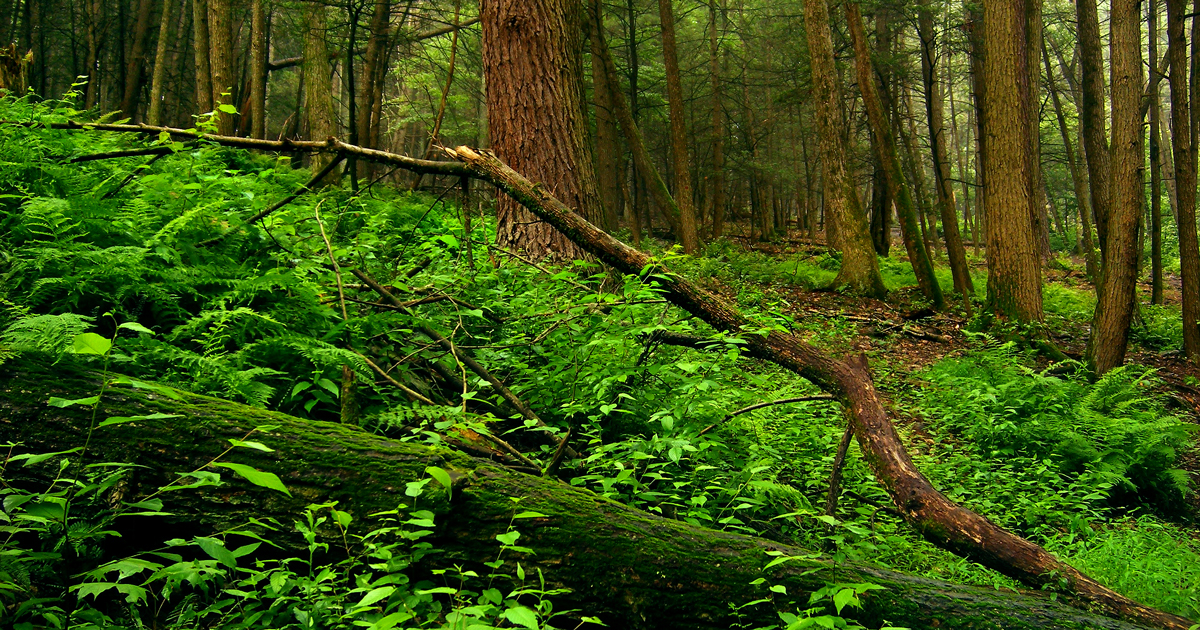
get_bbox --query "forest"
[2,0,1200,628]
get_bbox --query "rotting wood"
[0,360,1166,630]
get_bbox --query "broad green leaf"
[495,530,520,545]
[10,447,81,467]
[502,605,539,630]
[217,104,238,114]
[98,413,181,428]
[47,396,100,408]
[513,511,548,519]
[213,463,291,496]
[195,536,238,568]
[117,322,154,335]
[426,466,451,499]
[229,439,274,452]
[71,333,111,356]
[832,588,856,614]
[353,585,395,610]
[366,611,414,630]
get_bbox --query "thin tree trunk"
[1149,0,1164,305]
[1167,0,1200,360]
[1078,0,1112,260]
[589,1,683,237]
[358,0,388,152]
[801,0,886,298]
[982,0,1044,324]
[303,1,336,177]
[657,0,700,254]
[191,0,212,114]
[1087,0,1144,375]
[589,0,621,232]
[249,0,267,139]
[919,3,973,300]
[846,2,943,309]
[147,0,176,125]
[119,0,154,120]
[708,0,725,240]
[1043,37,1098,278]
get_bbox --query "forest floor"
[709,235,1200,524]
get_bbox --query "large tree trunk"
[981,0,1044,324]
[1086,0,1144,375]
[0,360,1173,630]
[191,0,213,114]
[1168,0,1200,361]
[482,0,600,260]
[657,0,700,254]
[303,1,337,177]
[358,0,389,153]
[207,0,235,134]
[801,0,887,299]
[248,0,267,139]
[918,1,973,300]
[846,2,943,310]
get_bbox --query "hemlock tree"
[801,0,886,299]
[1167,0,1200,362]
[658,0,700,255]
[482,0,601,260]
[982,0,1044,324]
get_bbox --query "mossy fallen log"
[0,360,1163,630]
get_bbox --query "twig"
[315,201,349,321]
[70,146,174,162]
[101,152,166,199]
[357,352,436,405]
[824,419,856,517]
[543,426,573,477]
[697,395,836,436]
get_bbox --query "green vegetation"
[1,97,1198,628]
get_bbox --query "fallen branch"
[443,145,1193,630]
[0,360,1163,630]
[70,146,175,162]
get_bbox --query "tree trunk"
[207,0,235,134]
[588,0,683,238]
[1025,0,1050,261]
[1077,0,1112,260]
[146,0,176,125]
[358,0,389,152]
[801,0,886,298]
[482,0,599,260]
[1042,37,1099,278]
[1167,0,1200,360]
[589,0,621,232]
[918,2,974,301]
[119,0,154,120]
[846,2,943,309]
[869,154,891,256]
[0,360,1170,630]
[657,0,700,253]
[982,0,1044,324]
[1149,0,1164,305]
[707,0,725,241]
[303,1,337,178]
[1086,0,1144,375]
[249,0,267,139]
[191,0,213,114]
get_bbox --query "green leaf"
[426,466,452,499]
[212,463,291,496]
[71,333,111,356]
[228,439,274,452]
[832,588,857,614]
[217,104,238,114]
[495,530,521,545]
[195,536,238,568]
[353,585,395,610]
[98,413,181,428]
[47,396,100,408]
[10,447,81,467]
[513,511,548,519]
[502,605,540,630]
[365,611,414,630]
[117,322,154,335]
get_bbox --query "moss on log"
[0,360,1162,630]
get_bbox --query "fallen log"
[0,360,1160,630]
[444,145,1194,630]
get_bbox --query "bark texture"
[191,0,213,114]
[657,0,700,253]
[982,0,1044,324]
[0,360,1171,630]
[1168,0,1200,361]
[482,0,600,260]
[249,0,267,139]
[1086,0,1143,375]
[303,2,336,177]
[207,0,235,134]
[589,0,621,232]
[801,0,886,298]
[146,0,175,126]
[1077,0,1111,255]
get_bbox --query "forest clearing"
[2,0,1200,628]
